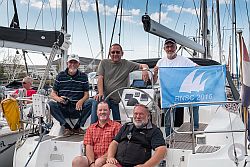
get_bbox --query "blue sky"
[0,0,249,66]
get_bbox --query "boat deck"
[166,122,221,153]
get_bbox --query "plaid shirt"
[84,119,121,159]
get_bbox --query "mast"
[157,3,162,58]
[61,0,67,70]
[216,0,223,63]
[237,30,243,84]
[231,0,236,77]
[201,0,210,59]
[10,0,20,28]
[95,0,104,60]
[232,0,239,88]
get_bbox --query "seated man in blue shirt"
[49,54,96,136]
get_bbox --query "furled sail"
[0,26,64,53]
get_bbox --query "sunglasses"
[22,82,27,84]
[110,51,121,54]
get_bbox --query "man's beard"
[167,52,176,59]
[133,118,148,128]
[68,68,77,74]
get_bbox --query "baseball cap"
[165,38,176,44]
[67,54,80,62]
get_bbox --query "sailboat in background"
[0,0,70,166]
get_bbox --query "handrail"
[169,100,241,108]
[168,100,244,154]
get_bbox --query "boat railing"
[16,94,51,136]
[168,100,247,154]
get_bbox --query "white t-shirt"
[156,54,196,67]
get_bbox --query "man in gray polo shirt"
[91,43,149,123]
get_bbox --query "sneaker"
[72,128,86,135]
[63,128,73,136]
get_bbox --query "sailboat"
[0,0,70,166]
[140,1,250,166]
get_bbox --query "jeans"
[49,98,95,128]
[91,98,120,123]
[165,106,199,137]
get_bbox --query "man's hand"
[106,157,118,164]
[153,66,159,75]
[10,93,18,98]
[94,94,104,102]
[142,70,149,82]
[76,99,84,111]
[57,96,67,104]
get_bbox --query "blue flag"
[159,65,227,108]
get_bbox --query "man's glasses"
[22,82,27,84]
[110,51,121,54]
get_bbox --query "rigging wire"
[70,0,77,53]
[0,0,4,6]
[67,0,74,15]
[25,52,35,66]
[118,0,123,44]
[55,0,58,32]
[145,0,149,14]
[7,0,9,26]
[144,0,149,58]
[108,0,121,58]
[95,0,104,60]
[221,2,228,28]
[224,0,232,21]
[244,0,250,28]
[48,0,56,30]
[192,0,200,26]
[104,0,107,58]
[174,0,185,31]
[42,0,44,29]
[34,0,45,29]
[77,0,94,59]
[228,111,239,166]
[25,0,30,29]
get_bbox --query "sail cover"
[0,26,64,53]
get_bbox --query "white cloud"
[92,3,140,24]
[167,4,197,15]
[20,0,141,24]
[20,0,91,12]
[219,0,231,4]
[20,0,43,8]
[150,12,172,23]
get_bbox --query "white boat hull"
[0,126,23,167]
[13,135,84,167]
[166,105,250,167]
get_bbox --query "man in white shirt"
[153,38,199,137]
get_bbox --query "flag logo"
[159,65,226,108]
[179,69,208,93]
